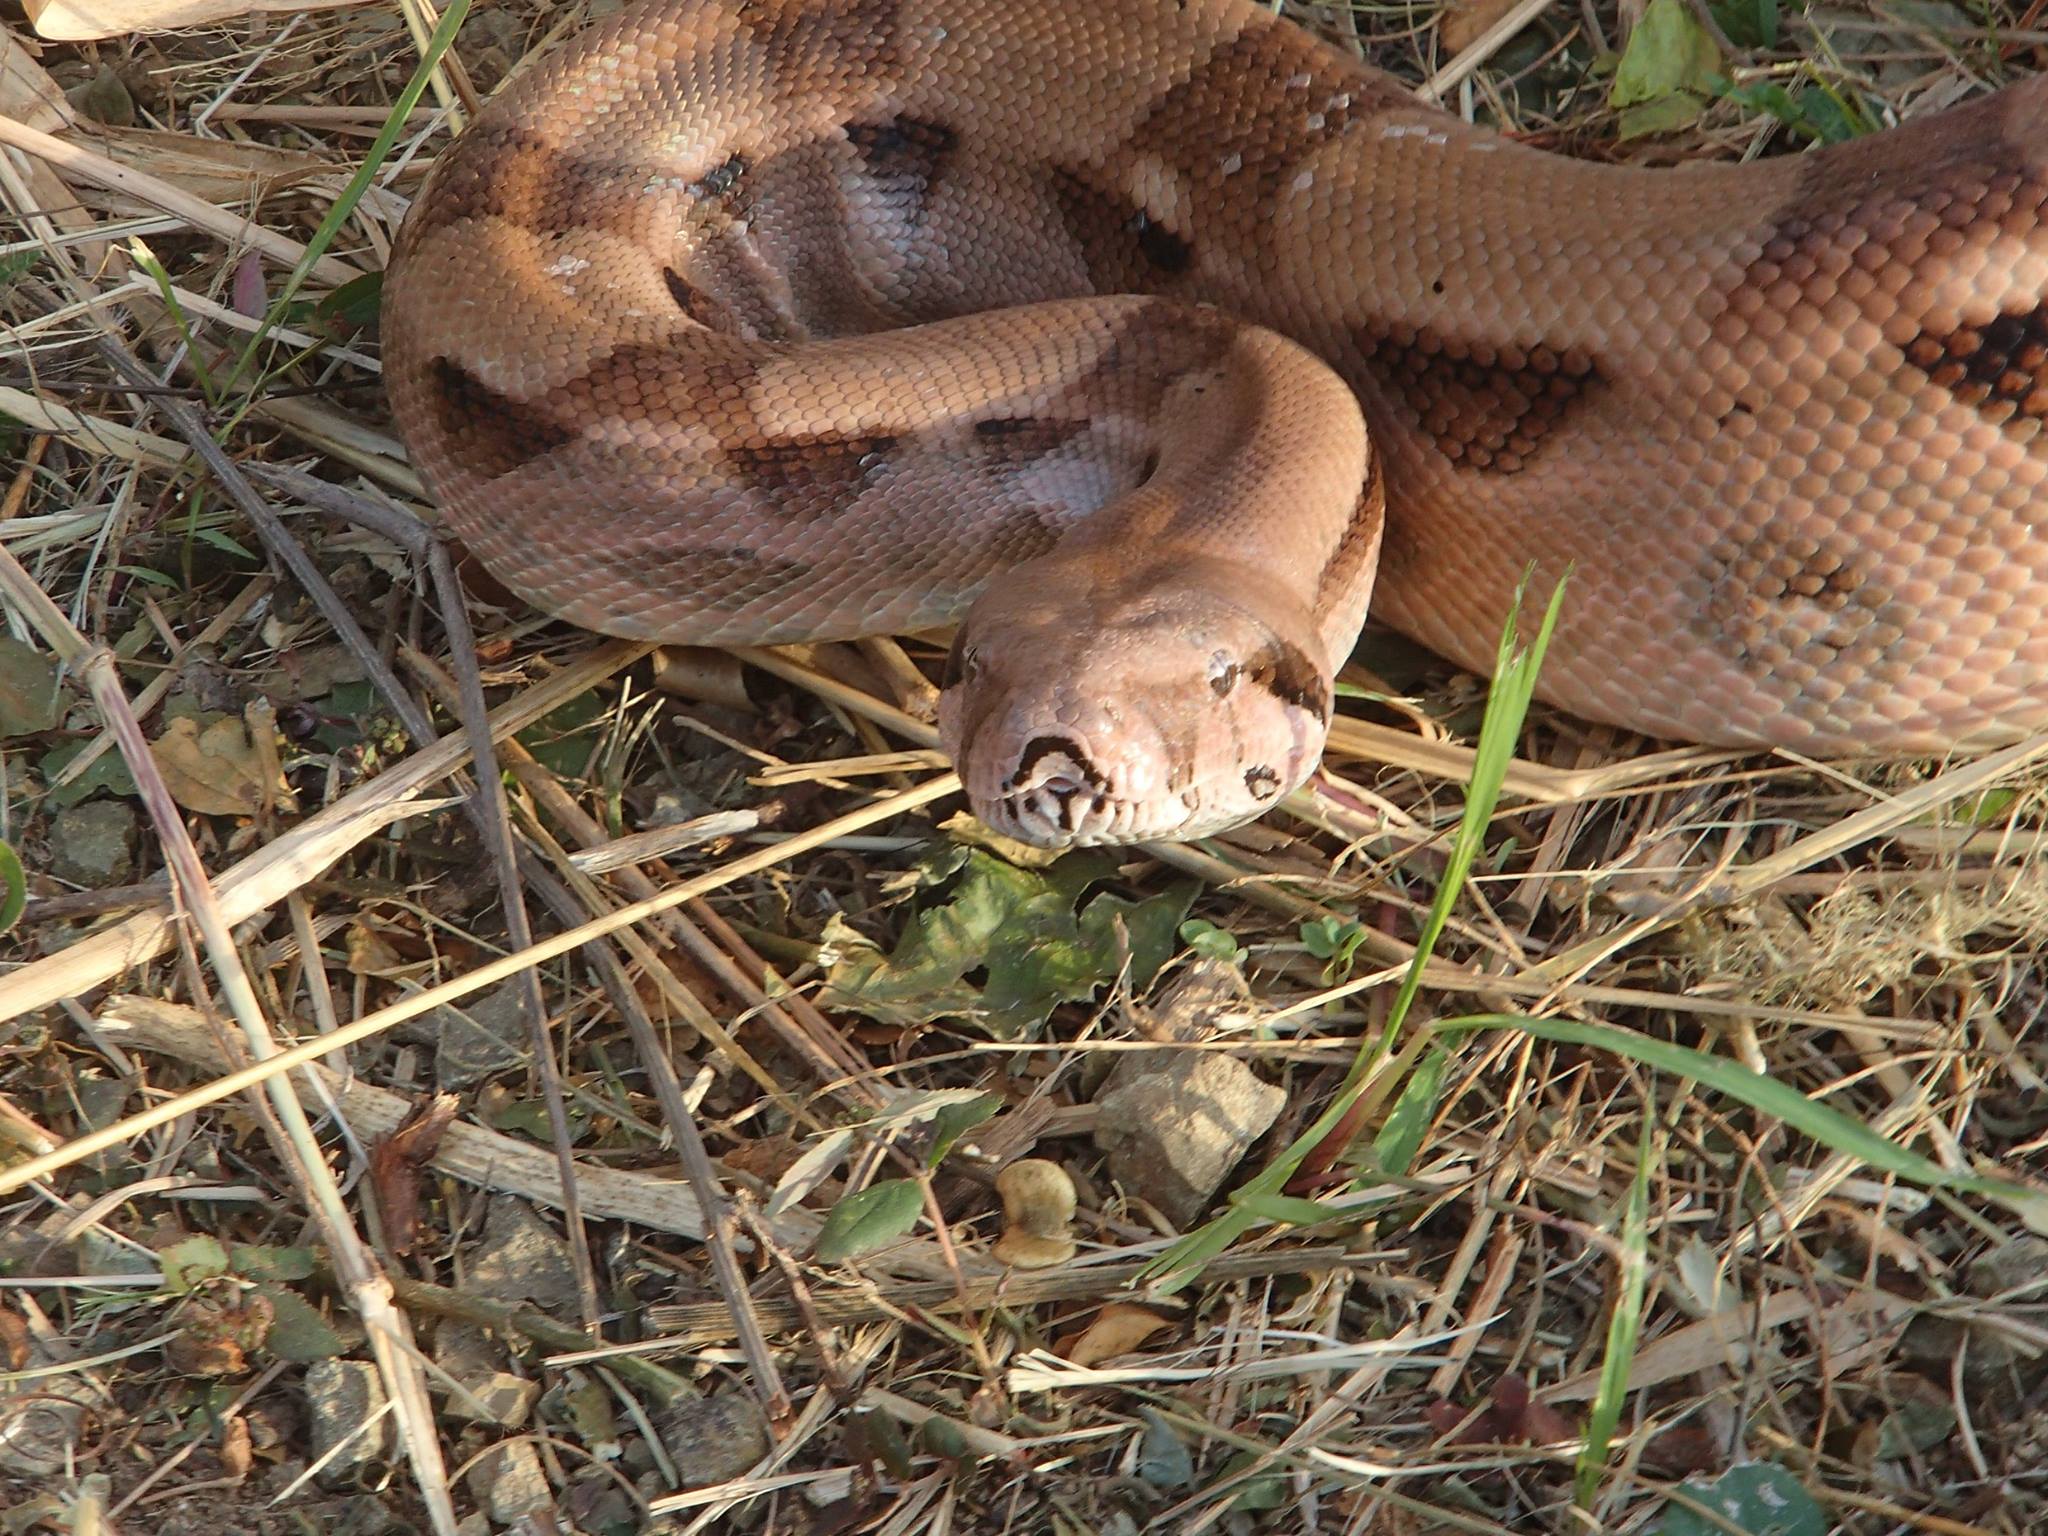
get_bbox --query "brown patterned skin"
[383,0,2048,847]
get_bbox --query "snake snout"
[997,734,1124,844]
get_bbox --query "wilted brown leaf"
[151,714,277,816]
[370,1092,460,1255]
[1057,1303,1173,1366]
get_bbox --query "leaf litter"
[0,1,2044,1533]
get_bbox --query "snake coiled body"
[383,0,2048,846]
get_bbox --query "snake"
[381,0,2048,847]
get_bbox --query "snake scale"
[383,0,2048,847]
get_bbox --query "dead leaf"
[218,1412,253,1480]
[1057,1303,1172,1366]
[1426,1374,1577,1446]
[165,1291,273,1376]
[0,1307,30,1370]
[151,714,278,816]
[1441,0,1532,55]
[24,0,365,44]
[79,123,326,204]
[370,1092,460,1255]
[0,28,74,132]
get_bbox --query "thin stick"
[0,113,361,286]
[0,548,459,1536]
[0,773,962,1199]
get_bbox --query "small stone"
[304,1359,388,1484]
[1094,1055,1285,1229]
[1092,961,1283,1227]
[405,980,535,1090]
[448,1371,539,1429]
[466,1438,554,1524]
[45,801,136,887]
[1967,1235,2048,1297]
[659,1392,773,1488]
[466,1198,580,1311]
[1097,962,1286,1228]
[0,1375,94,1477]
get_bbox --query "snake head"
[937,556,1334,848]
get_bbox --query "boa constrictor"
[383,0,2048,847]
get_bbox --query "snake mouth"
[993,734,1130,845]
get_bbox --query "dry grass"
[2,0,2045,1532]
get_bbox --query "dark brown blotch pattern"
[407,125,672,244]
[724,430,901,501]
[1049,165,1199,293]
[426,357,577,480]
[1904,303,2048,434]
[970,415,1094,463]
[1127,23,1403,216]
[1698,526,1912,678]
[1353,324,1602,473]
[844,114,958,220]
[1242,635,1329,723]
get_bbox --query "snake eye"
[1208,652,1240,697]
[943,633,982,689]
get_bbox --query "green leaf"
[814,1178,923,1262]
[113,564,179,590]
[256,1284,345,1362]
[160,1235,231,1292]
[485,1097,585,1144]
[314,270,385,334]
[0,250,40,290]
[1372,573,1566,1062]
[1707,0,1777,48]
[1297,915,1354,960]
[820,849,1196,1038]
[0,638,61,738]
[514,688,609,779]
[228,1243,317,1282]
[925,1092,1002,1169]
[1371,1045,1449,1177]
[1300,914,1370,984]
[1179,918,1241,962]
[1610,0,1722,137]
[1654,1463,1826,1536]
[38,740,138,807]
[189,526,258,562]
[1714,76,1871,143]
[0,840,23,936]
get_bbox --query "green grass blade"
[1368,569,1566,1066]
[1139,571,1568,1290]
[1448,1013,2043,1216]
[1577,1114,1653,1506]
[220,0,472,399]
